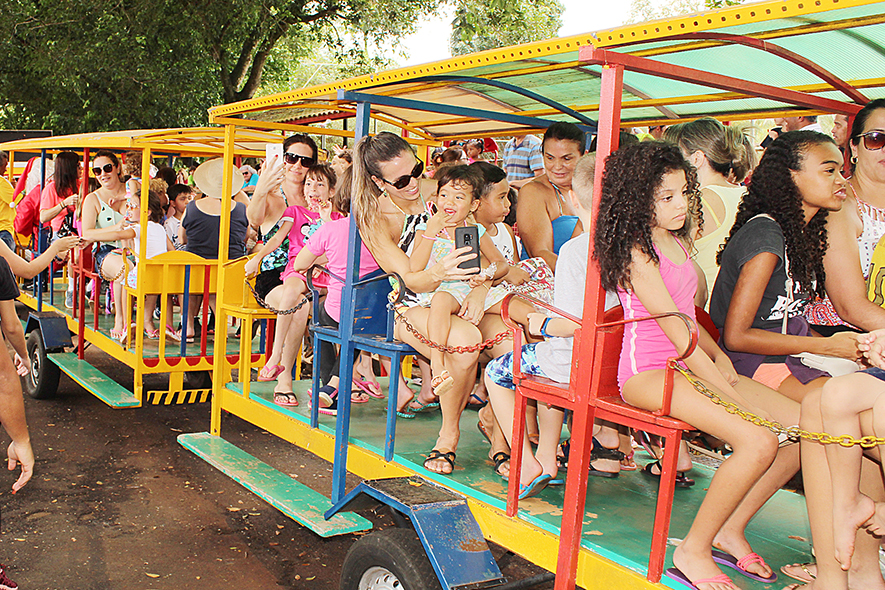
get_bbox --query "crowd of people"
[3,100,885,590]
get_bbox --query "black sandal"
[642,459,695,488]
[588,439,623,478]
[424,449,456,474]
[491,451,509,478]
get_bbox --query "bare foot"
[395,376,414,413]
[867,500,885,536]
[833,494,876,570]
[672,544,735,590]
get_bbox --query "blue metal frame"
[337,90,596,135]
[366,74,598,128]
[326,477,504,590]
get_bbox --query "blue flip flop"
[518,474,552,500]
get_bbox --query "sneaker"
[0,564,18,590]
[316,385,338,416]
[64,290,73,309]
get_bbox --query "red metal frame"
[580,46,864,116]
[502,292,699,586]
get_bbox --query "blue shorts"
[93,244,117,277]
[862,367,885,382]
[485,343,549,390]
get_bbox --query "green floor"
[31,282,264,359]
[229,379,811,589]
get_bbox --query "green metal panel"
[178,432,372,537]
[48,352,140,408]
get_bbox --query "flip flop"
[408,398,439,413]
[467,392,488,408]
[353,379,384,399]
[165,325,182,342]
[424,449,456,475]
[780,562,815,584]
[273,392,299,407]
[642,460,694,487]
[396,410,416,419]
[430,371,454,397]
[665,567,736,590]
[517,474,551,500]
[351,390,370,403]
[711,549,777,583]
[258,364,285,382]
[477,420,493,445]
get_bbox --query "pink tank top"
[617,240,697,390]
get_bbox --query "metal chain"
[674,363,885,448]
[393,306,510,353]
[245,280,312,315]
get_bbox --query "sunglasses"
[855,131,885,151]
[92,163,115,176]
[283,152,316,167]
[381,160,424,190]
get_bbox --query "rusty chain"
[245,280,312,315]
[393,305,510,353]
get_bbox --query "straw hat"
[193,158,245,199]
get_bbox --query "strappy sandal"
[491,451,509,478]
[430,371,454,396]
[424,449,456,474]
[642,459,695,487]
[589,439,623,478]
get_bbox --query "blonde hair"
[352,132,417,246]
[123,151,142,179]
[664,117,754,183]
[571,154,596,209]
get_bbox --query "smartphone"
[454,226,481,273]
[266,143,283,162]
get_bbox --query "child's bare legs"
[143,294,159,333]
[427,292,459,389]
[273,282,310,395]
[378,356,415,411]
[266,278,308,367]
[820,373,882,569]
[624,370,778,590]
[711,376,800,579]
[409,357,437,410]
[799,389,885,590]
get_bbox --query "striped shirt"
[503,135,543,182]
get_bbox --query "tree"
[0,0,442,134]
[450,0,564,56]
[627,0,743,23]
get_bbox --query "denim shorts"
[862,367,885,382]
[93,244,117,277]
[485,343,549,390]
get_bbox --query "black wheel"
[24,330,60,399]
[183,370,211,389]
[340,529,441,590]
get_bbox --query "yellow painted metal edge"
[209,0,879,120]
[217,388,662,589]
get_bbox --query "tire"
[24,330,60,399]
[340,529,441,590]
[183,370,211,389]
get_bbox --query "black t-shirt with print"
[709,216,811,334]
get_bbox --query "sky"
[398,1,635,67]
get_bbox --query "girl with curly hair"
[709,131,859,402]
[596,141,802,590]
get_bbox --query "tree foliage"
[450,0,564,56]
[627,0,743,23]
[0,0,440,134]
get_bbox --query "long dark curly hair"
[716,130,835,297]
[594,141,702,291]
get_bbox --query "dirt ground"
[0,334,553,590]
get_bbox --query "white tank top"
[488,222,519,262]
[856,197,885,279]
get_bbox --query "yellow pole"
[210,124,237,436]
[134,148,152,403]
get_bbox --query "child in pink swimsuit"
[594,141,797,590]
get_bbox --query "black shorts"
[254,268,284,300]
[0,256,20,300]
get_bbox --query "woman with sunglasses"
[80,150,133,342]
[804,99,885,336]
[246,134,318,401]
[352,132,515,475]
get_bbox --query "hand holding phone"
[454,226,481,273]
[266,143,283,163]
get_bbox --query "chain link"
[674,363,885,448]
[245,280,312,315]
[393,306,510,353]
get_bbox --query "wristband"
[540,317,553,338]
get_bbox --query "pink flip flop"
[352,379,384,399]
[711,549,777,583]
[258,364,285,382]
[665,567,736,590]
